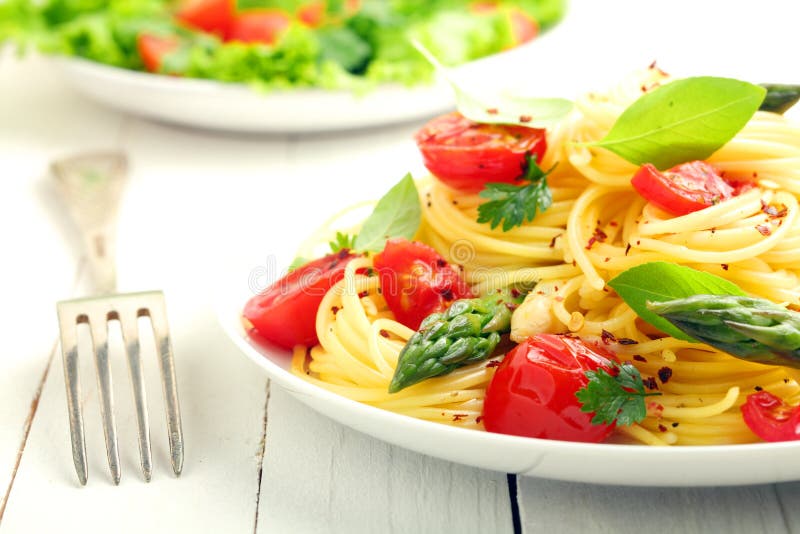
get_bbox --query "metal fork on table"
[53,151,184,485]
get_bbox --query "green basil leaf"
[411,39,572,129]
[354,173,421,252]
[592,77,766,170]
[608,262,747,341]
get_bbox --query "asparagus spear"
[647,294,800,368]
[759,84,800,114]
[388,289,525,393]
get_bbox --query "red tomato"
[176,0,234,36]
[137,34,180,73]
[483,335,617,442]
[631,160,735,216]
[415,112,548,193]
[373,238,473,330]
[741,391,800,442]
[227,10,292,45]
[243,251,356,350]
[469,2,538,46]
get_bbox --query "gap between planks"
[252,380,271,534]
[0,260,86,524]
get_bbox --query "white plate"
[216,263,800,487]
[52,57,456,133]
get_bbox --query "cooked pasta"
[291,66,800,445]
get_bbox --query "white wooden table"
[2,1,800,531]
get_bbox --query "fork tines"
[56,290,184,485]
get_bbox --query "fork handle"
[51,151,128,294]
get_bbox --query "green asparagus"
[759,84,800,114]
[647,294,800,368]
[388,289,525,393]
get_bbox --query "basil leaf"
[608,262,747,341]
[354,173,421,252]
[411,39,572,129]
[592,77,766,170]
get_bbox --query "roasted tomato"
[741,391,800,442]
[244,251,356,350]
[137,34,180,73]
[227,9,292,45]
[631,160,735,216]
[373,238,473,330]
[415,112,547,193]
[483,334,616,442]
[175,0,234,36]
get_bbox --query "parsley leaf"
[575,362,660,427]
[329,231,357,253]
[476,154,553,231]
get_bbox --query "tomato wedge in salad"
[741,391,800,442]
[373,238,473,330]
[175,0,234,36]
[137,34,180,73]
[470,2,538,46]
[482,334,617,442]
[415,112,547,193]
[227,10,292,45]
[244,250,356,350]
[631,160,735,216]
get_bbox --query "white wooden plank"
[775,482,800,529]
[258,386,512,534]
[516,478,789,533]
[0,51,126,517]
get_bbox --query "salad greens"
[0,0,566,91]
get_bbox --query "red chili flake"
[549,233,561,248]
[379,329,390,338]
[710,228,716,234]
[658,366,673,384]
[756,224,772,236]
[721,264,729,271]
[476,416,483,424]
[647,402,664,416]
[609,221,618,227]
[586,236,597,250]
[511,288,521,298]
[376,287,382,294]
[487,108,499,115]
[752,171,758,178]
[658,424,668,433]
[452,414,468,422]
[452,200,458,205]
[648,60,657,69]
[485,360,502,368]
[671,422,679,428]
[331,306,341,315]
[519,115,532,123]
[601,329,616,344]
[603,257,610,263]
[617,338,638,345]
[643,376,659,390]
[505,302,519,312]
[554,296,565,302]
[784,378,791,384]
[436,259,447,268]
[636,240,641,245]
[572,260,577,267]
[358,290,369,298]
[755,385,763,391]
[440,288,455,301]
[426,201,432,208]
[633,355,647,362]
[761,200,788,218]
[624,243,632,256]
[585,228,608,250]
[640,85,648,93]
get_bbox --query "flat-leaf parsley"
[477,154,553,231]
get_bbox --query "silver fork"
[53,151,184,485]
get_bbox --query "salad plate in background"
[5,0,567,132]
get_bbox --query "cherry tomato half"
[137,34,180,73]
[415,112,547,193]
[227,10,292,45]
[631,160,735,216]
[244,250,356,350]
[373,238,473,330]
[175,0,234,36]
[483,334,616,442]
[741,391,800,442]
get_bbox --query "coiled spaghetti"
[292,67,800,445]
